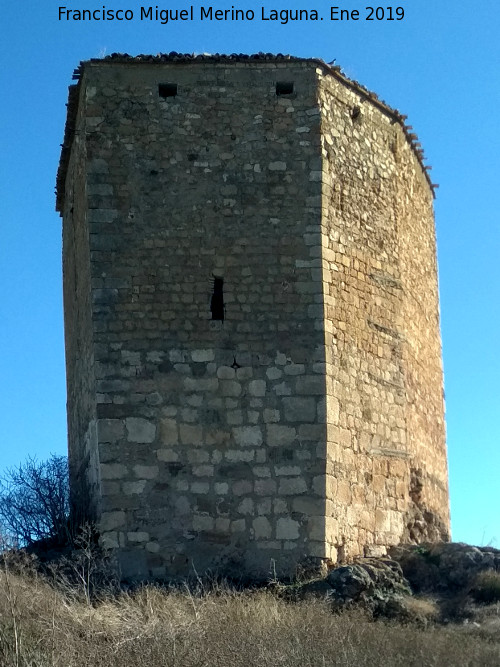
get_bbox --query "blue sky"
[0,1,498,546]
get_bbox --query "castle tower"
[57,54,450,580]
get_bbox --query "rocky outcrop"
[389,542,500,593]
[295,557,412,618]
[325,557,411,617]
[291,543,500,625]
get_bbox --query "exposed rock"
[326,557,411,615]
[390,542,500,593]
[287,543,500,627]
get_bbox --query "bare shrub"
[0,455,70,547]
[47,523,120,604]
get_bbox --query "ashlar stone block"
[232,426,263,447]
[127,531,149,542]
[101,463,127,480]
[133,465,159,479]
[253,517,272,539]
[126,418,156,443]
[276,517,300,540]
[278,478,308,495]
[248,380,266,397]
[266,424,296,446]
[98,419,124,443]
[123,480,147,495]
[100,511,126,532]
[282,397,316,422]
[191,349,215,362]
[179,424,203,445]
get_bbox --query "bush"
[0,455,70,548]
[47,524,120,604]
[471,570,500,604]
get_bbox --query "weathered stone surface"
[179,424,202,445]
[126,418,156,443]
[232,426,263,448]
[390,542,500,593]
[98,419,124,443]
[100,463,127,480]
[295,375,324,395]
[248,380,266,397]
[282,397,316,422]
[217,366,235,380]
[191,349,214,363]
[160,419,178,445]
[127,531,149,542]
[266,424,296,446]
[133,464,159,479]
[279,478,308,496]
[100,511,126,531]
[123,480,147,495]
[156,448,178,462]
[326,558,411,612]
[276,517,300,540]
[253,517,272,539]
[290,555,424,622]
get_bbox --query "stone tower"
[57,54,450,581]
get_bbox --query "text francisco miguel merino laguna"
[58,5,405,24]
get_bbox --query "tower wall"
[317,71,449,562]
[62,89,100,522]
[59,56,450,581]
[64,61,332,579]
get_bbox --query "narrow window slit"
[158,83,177,98]
[210,276,224,321]
[276,81,294,96]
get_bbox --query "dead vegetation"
[471,570,500,604]
[1,553,499,667]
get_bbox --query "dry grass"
[1,562,499,667]
[394,595,440,626]
[471,570,500,604]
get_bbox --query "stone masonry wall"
[317,69,449,561]
[395,132,450,542]
[62,87,100,521]
[72,61,331,579]
[59,56,450,581]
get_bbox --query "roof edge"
[56,83,81,213]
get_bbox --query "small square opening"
[276,81,294,96]
[158,83,178,98]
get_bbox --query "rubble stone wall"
[317,69,449,561]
